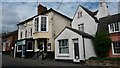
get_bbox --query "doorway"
[73,39,80,62]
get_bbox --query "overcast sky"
[1,0,120,32]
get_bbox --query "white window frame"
[2,42,6,51]
[33,15,48,33]
[78,23,84,31]
[112,41,120,55]
[17,45,22,52]
[58,39,69,55]
[108,22,120,33]
[39,15,48,32]
[26,41,33,51]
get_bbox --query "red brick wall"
[2,36,13,51]
[108,32,120,58]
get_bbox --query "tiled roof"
[2,30,18,38]
[17,8,72,25]
[80,5,99,23]
[55,26,93,39]
[97,13,120,32]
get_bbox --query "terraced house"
[14,4,72,58]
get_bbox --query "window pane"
[114,23,119,31]
[27,41,33,50]
[113,41,120,54]
[18,45,22,50]
[41,17,47,31]
[58,39,69,54]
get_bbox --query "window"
[78,23,84,31]
[77,11,82,19]
[18,45,22,50]
[30,28,32,36]
[25,30,27,37]
[27,41,33,50]
[58,39,69,54]
[2,42,6,51]
[109,23,120,33]
[20,32,22,38]
[114,23,119,31]
[112,41,120,55]
[41,17,47,31]
[34,17,39,32]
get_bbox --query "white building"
[55,0,109,62]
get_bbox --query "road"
[2,54,114,68]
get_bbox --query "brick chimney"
[37,4,47,15]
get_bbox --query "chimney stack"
[37,4,47,15]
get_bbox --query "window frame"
[112,41,120,55]
[108,22,120,33]
[58,39,69,54]
[17,45,22,52]
[26,41,33,51]
[78,23,84,31]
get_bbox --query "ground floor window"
[58,39,69,54]
[112,41,120,55]
[17,45,22,50]
[27,41,33,50]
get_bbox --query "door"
[73,39,80,62]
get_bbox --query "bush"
[92,30,112,58]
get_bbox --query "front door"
[73,39,80,62]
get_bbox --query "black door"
[74,43,79,59]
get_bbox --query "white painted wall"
[55,28,96,61]
[84,38,96,59]
[95,0,109,19]
[55,28,83,60]
[18,20,33,40]
[72,6,98,36]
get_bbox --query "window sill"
[113,53,120,55]
[109,31,120,33]
[57,54,69,57]
[26,50,33,51]
[33,31,48,34]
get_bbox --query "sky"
[1,0,120,32]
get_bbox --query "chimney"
[37,4,47,15]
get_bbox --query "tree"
[92,30,112,58]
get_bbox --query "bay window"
[34,15,48,32]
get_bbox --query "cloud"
[1,0,120,2]
[2,2,37,32]
[1,1,119,32]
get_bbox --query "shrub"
[92,30,112,58]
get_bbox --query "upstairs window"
[109,23,120,33]
[30,28,32,36]
[34,17,39,32]
[78,23,84,31]
[41,17,47,31]
[20,31,22,39]
[77,11,82,19]
[25,30,27,37]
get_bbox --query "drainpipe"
[14,44,16,57]
[82,36,86,59]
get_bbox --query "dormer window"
[108,22,120,33]
[78,23,84,31]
